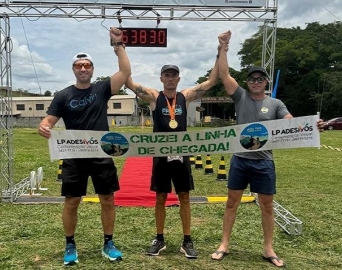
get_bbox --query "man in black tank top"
[38,27,131,265]
[125,43,223,258]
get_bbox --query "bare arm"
[283,113,293,119]
[125,76,159,109]
[181,45,221,105]
[109,27,131,95]
[38,115,60,139]
[218,31,239,96]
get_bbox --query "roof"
[10,94,136,101]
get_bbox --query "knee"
[156,193,167,205]
[178,192,190,204]
[64,197,81,211]
[226,195,241,211]
[100,194,114,207]
[225,199,240,210]
[259,201,274,213]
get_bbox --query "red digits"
[140,30,146,44]
[158,30,166,45]
[132,30,138,44]
[122,30,128,43]
[118,28,166,46]
[150,30,156,44]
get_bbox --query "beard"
[76,72,93,84]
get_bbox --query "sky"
[2,0,342,95]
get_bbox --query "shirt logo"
[69,93,97,109]
[261,107,268,113]
[162,105,183,116]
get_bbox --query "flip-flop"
[211,250,228,261]
[262,256,286,268]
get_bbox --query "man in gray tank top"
[211,31,324,267]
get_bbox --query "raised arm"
[181,45,221,105]
[218,31,239,96]
[109,27,131,95]
[125,76,159,109]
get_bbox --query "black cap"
[161,65,180,74]
[247,66,267,77]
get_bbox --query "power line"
[312,0,342,21]
[19,17,42,95]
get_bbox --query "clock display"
[111,28,167,47]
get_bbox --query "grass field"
[0,127,341,270]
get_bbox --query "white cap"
[72,52,93,65]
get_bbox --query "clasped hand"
[218,30,231,52]
[109,27,122,43]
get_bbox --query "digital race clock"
[111,28,167,47]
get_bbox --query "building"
[11,95,137,117]
[5,95,137,128]
[2,95,201,127]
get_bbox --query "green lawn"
[0,128,341,269]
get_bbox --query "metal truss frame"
[0,0,278,202]
[0,14,14,202]
[273,200,303,236]
[255,195,303,236]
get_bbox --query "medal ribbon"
[164,92,177,121]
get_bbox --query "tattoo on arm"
[193,85,206,99]
[135,85,148,96]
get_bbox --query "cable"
[312,0,341,21]
[19,18,42,95]
[100,18,110,31]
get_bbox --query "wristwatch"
[112,41,123,46]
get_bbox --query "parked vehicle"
[323,117,342,130]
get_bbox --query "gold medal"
[169,119,178,129]
[163,91,178,129]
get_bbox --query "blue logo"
[100,133,129,156]
[162,105,183,115]
[69,93,97,109]
[240,123,268,150]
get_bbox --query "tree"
[195,68,245,119]
[93,76,111,84]
[237,22,342,119]
[93,76,128,95]
[317,70,342,119]
[44,90,52,96]
[136,96,150,115]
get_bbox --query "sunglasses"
[73,63,93,70]
[247,76,267,84]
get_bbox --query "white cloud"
[2,0,342,93]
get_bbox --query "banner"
[48,115,320,160]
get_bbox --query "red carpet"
[114,157,179,207]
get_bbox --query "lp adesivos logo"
[57,137,98,144]
[271,123,313,135]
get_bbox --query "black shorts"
[228,155,276,195]
[150,156,194,194]
[61,158,119,197]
